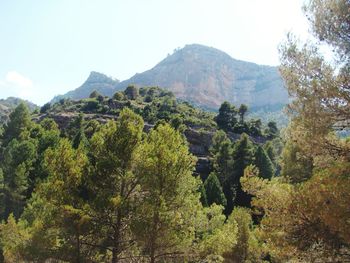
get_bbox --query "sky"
[0,0,310,105]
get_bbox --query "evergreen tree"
[89,108,144,263]
[204,173,227,207]
[263,141,277,165]
[238,104,248,123]
[225,207,252,262]
[2,103,32,146]
[0,169,4,217]
[124,85,139,100]
[132,124,201,263]
[280,139,314,183]
[210,130,229,156]
[248,119,262,137]
[254,146,274,180]
[230,133,255,210]
[1,139,36,219]
[28,119,61,189]
[265,121,279,139]
[280,0,350,159]
[113,91,125,101]
[215,101,238,131]
[199,183,208,207]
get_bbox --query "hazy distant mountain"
[51,71,119,102]
[54,44,288,110]
[0,97,38,123]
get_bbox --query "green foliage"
[40,102,51,114]
[1,139,36,219]
[204,173,227,207]
[124,85,139,100]
[230,133,255,209]
[89,90,101,98]
[238,104,248,123]
[215,101,238,131]
[264,121,279,139]
[0,214,28,262]
[215,101,268,138]
[113,91,125,101]
[88,108,144,262]
[132,123,200,262]
[224,207,264,262]
[196,204,238,261]
[2,103,32,146]
[254,146,274,179]
[82,98,100,112]
[242,161,350,261]
[280,137,313,183]
[199,183,208,207]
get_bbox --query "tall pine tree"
[254,146,274,180]
[204,173,227,207]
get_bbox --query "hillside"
[39,86,278,179]
[51,71,119,103]
[0,97,38,123]
[53,44,288,111]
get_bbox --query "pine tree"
[215,101,238,131]
[204,173,227,207]
[238,104,248,123]
[199,183,208,207]
[2,103,32,146]
[124,85,139,100]
[1,139,36,220]
[280,0,350,159]
[230,133,255,210]
[89,108,144,263]
[224,207,253,262]
[132,124,201,263]
[263,141,277,165]
[254,146,274,180]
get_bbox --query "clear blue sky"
[0,0,309,105]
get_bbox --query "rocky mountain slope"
[115,44,287,109]
[0,97,38,123]
[53,44,288,110]
[52,71,119,103]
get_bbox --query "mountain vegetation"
[0,0,349,262]
[52,44,288,126]
[0,97,38,123]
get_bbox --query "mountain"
[53,44,288,110]
[115,44,288,109]
[51,71,119,102]
[0,97,39,123]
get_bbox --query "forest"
[0,0,349,262]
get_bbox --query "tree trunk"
[76,231,81,263]
[111,219,121,263]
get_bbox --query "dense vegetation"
[0,0,349,262]
[0,97,38,123]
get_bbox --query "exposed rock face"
[115,44,287,109]
[51,72,119,102]
[184,128,213,157]
[53,44,288,111]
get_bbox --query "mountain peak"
[85,71,119,85]
[51,71,119,102]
